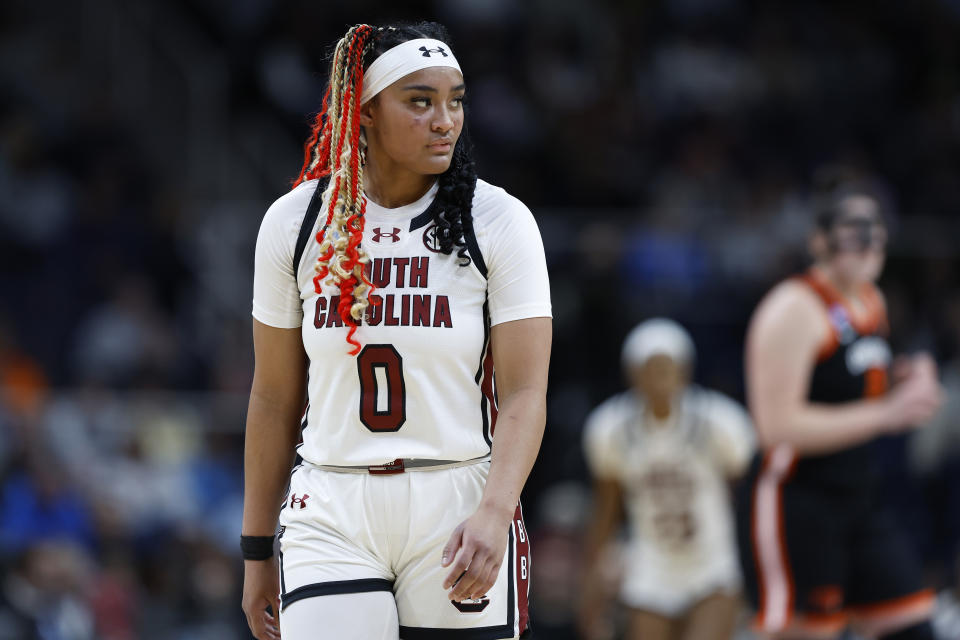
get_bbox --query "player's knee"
[878,620,935,640]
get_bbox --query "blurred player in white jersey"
[580,319,754,640]
[240,21,551,640]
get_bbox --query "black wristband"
[240,535,276,560]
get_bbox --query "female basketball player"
[737,176,943,640]
[240,22,551,640]
[581,318,754,640]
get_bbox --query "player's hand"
[884,353,943,431]
[441,503,511,602]
[242,557,282,640]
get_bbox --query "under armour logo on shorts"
[372,227,401,244]
[419,46,448,57]
[290,493,309,509]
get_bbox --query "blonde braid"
[306,24,376,353]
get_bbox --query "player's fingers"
[475,560,501,598]
[466,557,500,600]
[450,571,481,601]
[244,595,281,640]
[443,555,471,592]
[262,609,281,640]
[441,523,464,567]
[449,550,489,600]
[450,558,481,596]
[248,617,269,640]
[258,625,280,640]
[258,627,280,640]
[443,541,474,589]
[243,603,262,635]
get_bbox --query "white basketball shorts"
[620,547,741,617]
[278,460,531,639]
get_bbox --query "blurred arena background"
[1,0,959,638]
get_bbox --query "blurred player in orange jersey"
[580,318,755,640]
[736,172,943,640]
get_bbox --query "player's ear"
[809,230,828,261]
[359,98,375,128]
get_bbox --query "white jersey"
[583,387,754,612]
[253,179,551,467]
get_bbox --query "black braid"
[364,21,478,266]
[430,126,476,264]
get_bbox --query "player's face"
[632,354,687,403]
[828,196,886,284]
[362,67,465,176]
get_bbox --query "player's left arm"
[705,391,756,478]
[442,315,552,602]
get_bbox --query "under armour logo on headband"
[419,46,448,57]
[362,39,462,104]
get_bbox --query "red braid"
[295,24,377,355]
[293,85,331,187]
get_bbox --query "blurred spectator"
[0,447,95,555]
[0,541,96,640]
[0,318,48,421]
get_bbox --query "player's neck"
[812,264,863,301]
[646,397,673,421]
[364,156,436,209]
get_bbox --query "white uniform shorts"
[278,460,531,639]
[620,547,741,618]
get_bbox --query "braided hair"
[294,21,477,354]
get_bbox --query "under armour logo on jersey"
[419,46,448,57]
[290,494,309,509]
[372,227,401,244]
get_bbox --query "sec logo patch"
[422,224,442,253]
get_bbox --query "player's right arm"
[747,280,940,455]
[582,477,623,575]
[578,477,624,640]
[578,405,626,640]
[242,186,312,640]
[241,320,307,640]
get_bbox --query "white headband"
[622,318,696,369]
[361,38,462,104]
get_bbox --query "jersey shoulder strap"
[462,209,487,278]
[796,270,835,308]
[293,178,329,284]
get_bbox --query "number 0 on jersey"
[357,344,407,432]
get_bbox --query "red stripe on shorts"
[514,503,530,635]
